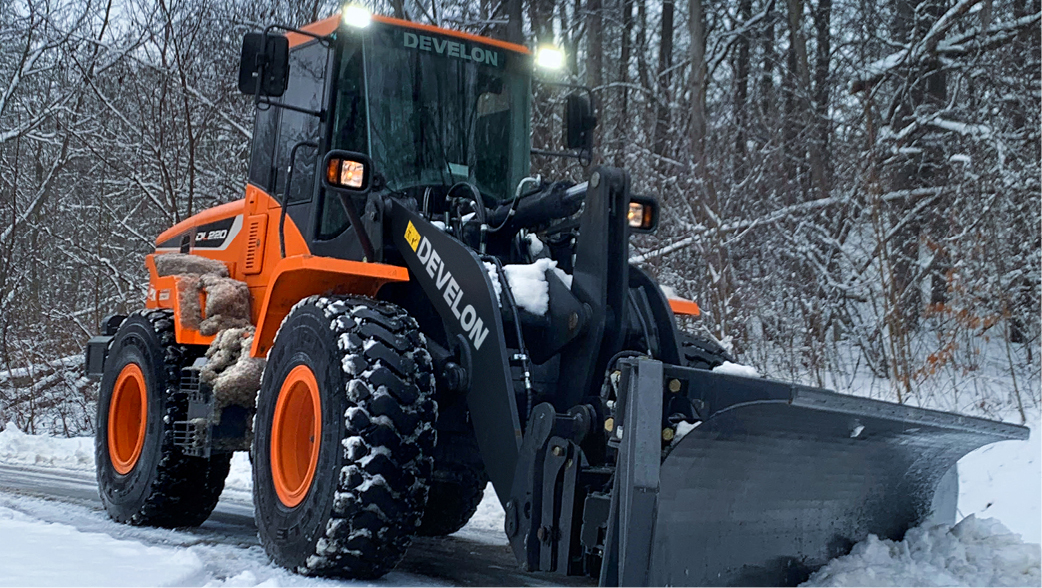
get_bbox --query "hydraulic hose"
[486,181,588,233]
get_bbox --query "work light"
[342,4,372,28]
[535,45,565,70]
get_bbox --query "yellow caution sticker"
[405,221,421,252]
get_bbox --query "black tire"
[253,295,436,579]
[678,331,735,370]
[95,309,231,527]
[416,429,488,536]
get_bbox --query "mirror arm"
[255,96,326,120]
[263,24,333,48]
[335,190,376,262]
[530,147,592,166]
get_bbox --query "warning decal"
[405,221,421,252]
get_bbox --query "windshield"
[337,24,530,202]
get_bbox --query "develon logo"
[403,32,500,67]
[405,221,491,350]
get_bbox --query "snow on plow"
[600,359,1029,587]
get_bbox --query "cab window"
[319,44,368,239]
[273,42,329,204]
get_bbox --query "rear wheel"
[416,429,488,536]
[253,296,436,579]
[96,310,231,527]
[678,331,735,370]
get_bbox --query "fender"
[249,255,409,357]
[628,264,683,365]
[389,203,522,506]
[144,254,409,354]
[144,254,217,346]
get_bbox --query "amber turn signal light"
[627,195,659,233]
[321,150,374,194]
[327,159,365,189]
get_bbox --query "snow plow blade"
[602,359,1029,587]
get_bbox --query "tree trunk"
[759,2,775,128]
[888,0,949,324]
[616,0,635,166]
[587,0,603,89]
[813,0,832,181]
[529,0,553,42]
[506,0,523,44]
[784,0,828,199]
[587,0,603,158]
[689,0,707,165]
[652,0,675,156]
[733,0,752,181]
[636,0,651,92]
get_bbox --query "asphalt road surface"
[0,463,595,587]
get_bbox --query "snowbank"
[0,505,206,586]
[802,516,1041,587]
[0,422,94,470]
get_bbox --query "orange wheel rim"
[271,364,322,508]
[108,363,148,475]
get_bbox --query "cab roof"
[287,13,531,55]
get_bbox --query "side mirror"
[627,194,659,234]
[238,32,289,97]
[564,93,596,150]
[322,150,374,195]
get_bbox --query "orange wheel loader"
[84,9,1028,585]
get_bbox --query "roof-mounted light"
[342,4,372,28]
[535,45,565,70]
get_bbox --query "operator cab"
[241,13,536,262]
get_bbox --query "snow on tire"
[252,295,436,579]
[96,309,231,527]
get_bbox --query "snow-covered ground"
[0,504,208,586]
[0,417,1039,586]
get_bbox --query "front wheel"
[253,296,436,579]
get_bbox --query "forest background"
[1,0,1039,435]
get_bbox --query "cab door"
[246,39,334,255]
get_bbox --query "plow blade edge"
[604,360,1028,587]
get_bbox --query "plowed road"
[0,464,594,587]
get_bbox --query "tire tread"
[260,296,435,579]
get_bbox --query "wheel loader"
[84,9,1028,586]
